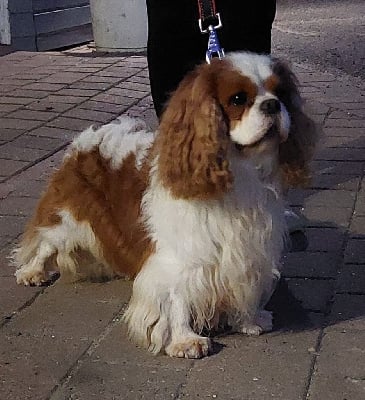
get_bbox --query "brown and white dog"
[12,52,316,358]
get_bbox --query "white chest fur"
[139,157,286,332]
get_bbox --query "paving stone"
[283,252,341,278]
[12,134,66,151]
[107,87,148,99]
[0,280,131,400]
[336,264,365,294]
[41,72,89,84]
[0,276,42,324]
[0,215,26,244]
[6,109,58,122]
[305,228,345,252]
[300,206,353,228]
[0,235,13,249]
[9,89,50,99]
[349,216,365,238]
[326,294,365,332]
[354,187,365,216]
[0,78,36,87]
[92,93,137,107]
[119,56,147,67]
[0,128,25,141]
[28,126,75,142]
[0,159,29,177]
[21,82,66,92]
[315,147,365,162]
[81,75,122,84]
[311,160,364,176]
[18,151,64,182]
[179,329,320,400]
[0,104,21,114]
[51,320,190,400]
[0,144,49,162]
[0,118,43,130]
[337,103,365,111]
[309,175,360,191]
[0,196,38,216]
[135,70,150,78]
[128,75,151,85]
[46,95,87,105]
[25,100,75,113]
[319,135,365,148]
[0,84,23,94]
[48,117,94,132]
[308,331,365,400]
[329,110,365,120]
[285,278,334,312]
[325,118,365,128]
[69,81,116,91]
[323,127,365,139]
[64,66,107,73]
[136,95,154,108]
[287,189,356,208]
[96,66,140,78]
[0,182,13,199]
[80,100,126,114]
[0,96,33,105]
[344,238,365,264]
[63,108,116,123]
[117,81,151,92]
[7,179,46,199]
[55,88,101,97]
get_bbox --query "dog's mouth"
[234,125,278,152]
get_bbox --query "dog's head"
[157,52,317,199]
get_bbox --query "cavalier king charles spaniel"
[13,52,316,358]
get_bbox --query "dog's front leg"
[124,252,211,358]
[164,287,212,359]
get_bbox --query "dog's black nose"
[260,99,281,115]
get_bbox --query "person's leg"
[146,0,276,117]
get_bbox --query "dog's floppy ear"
[273,59,318,188]
[157,63,233,200]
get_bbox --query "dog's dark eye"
[229,92,248,106]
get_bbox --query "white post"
[0,0,11,45]
[90,0,148,53]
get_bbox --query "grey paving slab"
[344,238,365,265]
[304,228,345,253]
[0,280,131,400]
[300,205,354,229]
[285,278,334,313]
[179,329,321,400]
[287,189,356,208]
[283,252,341,278]
[350,216,365,238]
[51,320,191,400]
[326,294,365,332]
[0,158,29,177]
[336,264,365,294]
[307,331,365,400]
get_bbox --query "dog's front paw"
[15,267,47,286]
[241,310,273,336]
[165,336,212,359]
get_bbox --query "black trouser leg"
[146,0,276,117]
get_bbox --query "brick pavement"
[0,47,364,400]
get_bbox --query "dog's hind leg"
[13,237,56,286]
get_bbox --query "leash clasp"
[205,25,225,64]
